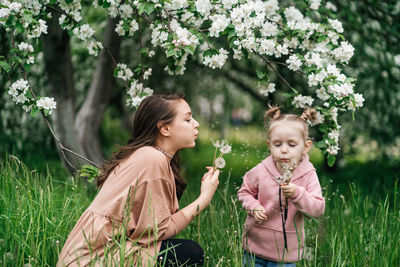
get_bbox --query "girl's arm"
[237,173,262,211]
[290,171,325,218]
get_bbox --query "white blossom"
[119,4,133,19]
[9,3,23,12]
[327,83,354,100]
[274,43,289,58]
[27,19,48,39]
[195,0,212,15]
[328,129,340,143]
[143,68,152,80]
[9,80,29,98]
[316,87,330,100]
[284,6,303,22]
[325,2,337,12]
[310,0,321,10]
[209,14,230,37]
[203,48,228,69]
[73,24,95,40]
[126,79,153,107]
[88,41,103,56]
[0,8,10,19]
[286,54,302,71]
[116,63,133,81]
[18,42,34,53]
[328,19,343,33]
[258,39,275,55]
[330,107,338,122]
[292,94,314,108]
[36,97,57,114]
[129,20,139,36]
[333,41,354,63]
[259,83,276,96]
[26,56,35,64]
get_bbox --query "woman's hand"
[280,183,297,198]
[252,205,267,224]
[200,167,220,203]
[180,167,219,221]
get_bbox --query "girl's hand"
[252,205,267,224]
[280,183,297,198]
[200,167,220,203]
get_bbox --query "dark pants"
[156,238,204,266]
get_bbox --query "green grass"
[1,154,399,266]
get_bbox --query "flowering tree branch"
[1,0,364,167]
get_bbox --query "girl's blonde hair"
[264,106,317,141]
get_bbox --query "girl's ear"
[267,140,271,149]
[303,139,312,155]
[157,122,171,137]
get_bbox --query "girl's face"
[268,120,312,169]
[167,99,199,150]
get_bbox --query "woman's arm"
[180,168,220,221]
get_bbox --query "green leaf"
[0,61,11,72]
[281,92,292,98]
[318,124,329,133]
[166,49,175,58]
[203,49,218,58]
[15,20,24,33]
[183,45,195,55]
[317,35,328,43]
[256,70,265,80]
[144,2,155,15]
[227,29,236,40]
[290,87,299,94]
[134,66,142,74]
[30,107,39,118]
[327,154,336,167]
[138,3,146,15]
[314,141,326,149]
[78,165,99,182]
[103,1,111,8]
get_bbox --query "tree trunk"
[75,17,122,166]
[42,12,86,172]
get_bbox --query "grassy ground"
[1,148,399,266]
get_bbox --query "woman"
[57,94,220,266]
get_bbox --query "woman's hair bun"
[300,108,317,122]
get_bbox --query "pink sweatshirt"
[237,155,325,263]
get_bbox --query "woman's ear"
[157,122,171,137]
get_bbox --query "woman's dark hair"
[97,94,187,199]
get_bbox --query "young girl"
[57,94,220,266]
[238,106,325,266]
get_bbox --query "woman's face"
[167,99,199,150]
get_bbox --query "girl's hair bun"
[265,105,281,120]
[300,108,317,123]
